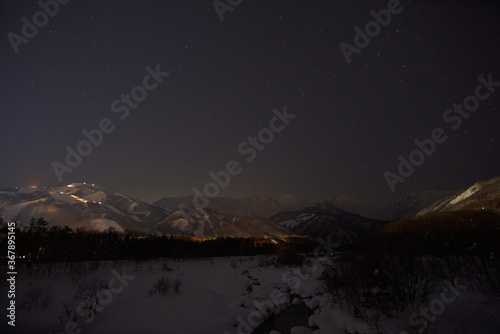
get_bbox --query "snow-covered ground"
[1,256,499,334]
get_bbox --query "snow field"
[2,256,500,334]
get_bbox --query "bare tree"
[148,275,172,296]
[57,301,79,323]
[173,277,183,293]
[19,285,53,311]
[73,279,107,319]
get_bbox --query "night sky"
[1,0,499,203]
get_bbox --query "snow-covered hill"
[270,204,387,245]
[4,257,500,334]
[3,179,486,239]
[154,208,290,238]
[418,175,500,215]
[0,183,291,238]
[378,176,500,249]
[154,190,453,222]
[328,190,454,220]
[0,183,171,233]
[154,194,313,219]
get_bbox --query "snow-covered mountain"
[155,190,453,222]
[269,204,387,245]
[327,190,454,220]
[0,183,291,238]
[379,175,500,243]
[154,208,290,238]
[417,175,500,215]
[3,178,487,239]
[0,183,171,233]
[154,194,313,219]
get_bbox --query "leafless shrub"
[19,285,53,310]
[257,255,277,268]
[70,262,88,283]
[73,278,107,319]
[88,261,100,272]
[38,262,56,277]
[173,277,183,293]
[148,275,172,296]
[57,301,79,323]
[161,261,170,271]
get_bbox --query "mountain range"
[1,176,498,244]
[153,208,289,238]
[417,175,500,215]
[153,190,454,221]
[153,194,312,219]
[0,183,169,234]
[327,190,455,220]
[380,175,500,237]
[269,204,387,245]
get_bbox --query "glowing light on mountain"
[70,194,88,203]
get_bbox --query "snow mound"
[83,191,107,203]
[90,218,124,232]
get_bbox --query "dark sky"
[1,0,499,203]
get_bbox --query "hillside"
[270,204,387,245]
[154,208,290,238]
[328,190,454,220]
[154,194,312,218]
[418,175,500,215]
[0,183,170,233]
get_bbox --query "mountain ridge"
[417,175,500,215]
[3,177,497,242]
[269,203,387,245]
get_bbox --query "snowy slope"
[154,194,313,219]
[328,190,454,220]
[270,204,387,245]
[0,183,171,233]
[418,175,500,215]
[155,190,453,221]
[4,257,498,334]
[0,183,292,238]
[154,208,290,238]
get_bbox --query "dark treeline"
[370,209,500,257]
[319,214,500,327]
[0,217,313,263]
[364,226,500,258]
[368,230,500,257]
